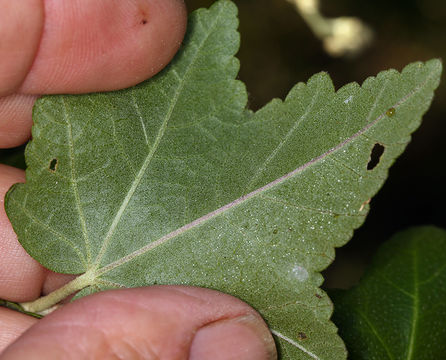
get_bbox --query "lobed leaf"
[5,1,442,358]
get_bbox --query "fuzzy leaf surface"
[5,1,442,358]
[331,226,446,360]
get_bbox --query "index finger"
[0,0,187,148]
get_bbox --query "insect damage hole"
[49,158,58,172]
[367,143,385,170]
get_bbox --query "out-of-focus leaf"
[332,226,446,360]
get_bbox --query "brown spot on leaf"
[386,107,396,117]
[359,198,371,211]
[315,293,322,299]
[297,332,308,340]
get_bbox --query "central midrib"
[93,8,225,267]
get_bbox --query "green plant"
[331,226,446,360]
[1,1,443,358]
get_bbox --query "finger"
[0,164,76,302]
[0,94,37,148]
[0,165,46,301]
[0,308,37,354]
[17,0,187,95]
[1,286,277,360]
[0,0,187,149]
[0,0,44,96]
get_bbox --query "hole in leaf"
[367,143,385,170]
[49,158,58,172]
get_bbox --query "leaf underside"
[331,226,446,360]
[5,1,441,359]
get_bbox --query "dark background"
[1,0,444,288]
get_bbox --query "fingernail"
[190,314,277,360]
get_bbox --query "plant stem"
[0,299,43,318]
[20,269,96,314]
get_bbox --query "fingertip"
[0,94,36,149]
[1,286,277,359]
[190,314,278,360]
[20,0,188,94]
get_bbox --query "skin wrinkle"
[16,0,45,95]
[0,0,44,96]
[95,287,251,327]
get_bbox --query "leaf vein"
[62,98,92,264]
[93,6,226,267]
[271,329,321,359]
[8,196,87,268]
[245,87,322,192]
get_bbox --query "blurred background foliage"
[1,0,444,288]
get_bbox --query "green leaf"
[4,1,441,358]
[331,226,446,360]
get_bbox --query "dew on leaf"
[291,265,309,281]
[344,95,353,104]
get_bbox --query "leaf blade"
[5,1,442,359]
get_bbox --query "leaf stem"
[19,269,96,314]
[0,299,43,319]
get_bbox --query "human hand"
[0,1,277,358]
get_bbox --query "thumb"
[1,286,277,360]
